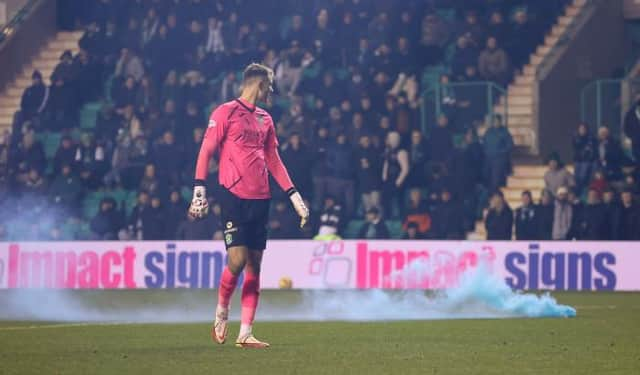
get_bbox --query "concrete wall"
[538,0,627,161]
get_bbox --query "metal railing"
[580,78,640,137]
[420,81,507,136]
[0,0,39,47]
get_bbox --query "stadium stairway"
[491,0,588,155]
[0,31,83,133]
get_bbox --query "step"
[509,127,535,136]
[566,5,580,17]
[512,165,547,178]
[0,107,16,116]
[509,84,533,96]
[529,54,544,66]
[28,60,58,72]
[558,16,572,27]
[2,97,20,107]
[574,0,586,6]
[504,189,542,202]
[523,65,536,76]
[551,24,566,37]
[5,86,23,97]
[495,104,532,116]
[506,177,546,190]
[56,31,84,41]
[507,114,532,127]
[505,95,533,106]
[536,45,552,56]
[512,133,533,147]
[515,74,535,85]
[466,232,485,240]
[0,114,13,126]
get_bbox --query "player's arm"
[264,120,310,227]
[188,106,228,219]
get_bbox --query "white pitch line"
[0,322,130,331]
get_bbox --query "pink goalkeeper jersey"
[195,98,294,199]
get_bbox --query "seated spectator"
[144,196,166,240]
[313,195,344,240]
[74,132,108,188]
[161,70,182,105]
[10,131,46,176]
[487,10,508,44]
[459,10,485,48]
[619,190,640,240]
[90,197,122,240]
[113,76,138,110]
[139,163,161,197]
[544,153,575,198]
[127,191,152,240]
[357,207,390,239]
[164,189,187,235]
[49,164,83,216]
[95,105,120,142]
[135,75,158,114]
[53,135,76,174]
[552,186,573,240]
[483,115,513,191]
[269,200,301,239]
[451,35,478,81]
[181,71,206,108]
[571,189,606,240]
[20,167,47,196]
[515,190,538,240]
[176,213,218,240]
[73,49,102,104]
[572,123,597,195]
[537,189,555,240]
[596,127,626,181]
[403,188,432,238]
[153,130,183,186]
[52,50,76,84]
[601,189,621,240]
[429,114,454,166]
[402,222,423,239]
[478,36,510,86]
[431,188,464,239]
[588,169,609,196]
[114,48,144,82]
[20,70,48,123]
[382,131,409,218]
[484,191,513,240]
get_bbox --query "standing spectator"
[596,127,625,181]
[281,133,313,203]
[406,130,428,188]
[311,126,331,210]
[355,134,382,214]
[431,188,464,239]
[164,189,187,238]
[382,131,409,218]
[153,130,183,186]
[478,36,510,86]
[571,189,606,240]
[139,163,161,197]
[52,50,76,84]
[419,13,450,65]
[619,190,640,240]
[127,191,152,240]
[357,207,390,239]
[430,114,454,166]
[176,213,217,240]
[269,200,301,239]
[326,133,355,216]
[623,99,640,167]
[144,196,165,240]
[451,35,478,80]
[368,12,391,48]
[602,189,621,240]
[573,123,597,195]
[484,191,513,240]
[537,189,555,240]
[544,153,575,198]
[483,115,513,191]
[507,8,538,69]
[314,195,344,240]
[43,74,74,131]
[403,188,432,238]
[20,71,49,123]
[515,190,538,240]
[90,197,122,240]
[552,186,573,240]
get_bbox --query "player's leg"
[213,245,248,344]
[235,249,269,348]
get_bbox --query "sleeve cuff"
[286,187,298,197]
[194,179,206,187]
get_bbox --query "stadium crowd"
[0,0,638,241]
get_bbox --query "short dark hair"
[242,63,273,84]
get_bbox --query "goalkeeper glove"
[188,181,209,219]
[288,188,310,228]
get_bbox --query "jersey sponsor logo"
[208,119,217,128]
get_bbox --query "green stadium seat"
[80,102,102,129]
[344,219,404,239]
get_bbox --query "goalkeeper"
[189,63,309,348]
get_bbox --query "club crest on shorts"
[225,233,233,245]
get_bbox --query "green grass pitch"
[0,291,639,375]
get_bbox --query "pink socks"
[217,266,239,309]
[240,270,260,326]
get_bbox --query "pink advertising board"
[0,240,637,290]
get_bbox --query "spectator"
[487,10,508,43]
[451,35,478,80]
[544,153,575,198]
[619,190,640,240]
[368,12,391,48]
[153,130,183,185]
[311,126,331,210]
[478,36,510,86]
[430,114,454,166]
[90,197,122,240]
[403,188,432,238]
[537,189,555,240]
[515,190,538,240]
[20,167,47,196]
[484,191,513,240]
[507,8,539,69]
[161,70,182,105]
[402,222,423,239]
[113,75,138,110]
[281,133,313,203]
[482,115,513,191]
[49,163,83,216]
[269,200,300,239]
[432,188,464,239]
[406,130,428,188]
[571,189,606,240]
[596,127,625,181]
[135,75,158,113]
[176,213,217,240]
[552,186,573,240]
[588,169,609,196]
[52,135,76,174]
[144,196,166,240]
[314,195,344,240]
[20,70,48,123]
[602,189,621,240]
[459,10,485,48]
[52,50,76,84]
[382,131,409,218]
[74,132,108,188]
[95,105,120,142]
[10,131,46,175]
[358,207,390,239]
[127,191,152,240]
[573,123,597,195]
[139,163,161,197]
[354,134,382,214]
[623,99,640,166]
[326,133,355,216]
[419,13,450,65]
[115,48,144,82]
[43,74,74,131]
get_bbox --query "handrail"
[0,0,40,48]
[579,78,640,135]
